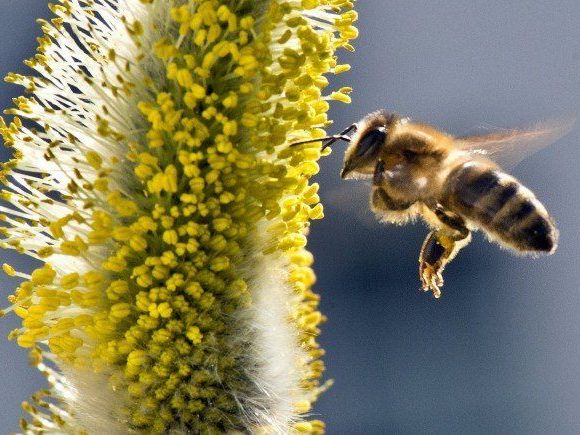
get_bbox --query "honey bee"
[291,110,573,298]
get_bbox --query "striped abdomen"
[442,161,558,253]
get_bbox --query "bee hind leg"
[419,206,471,298]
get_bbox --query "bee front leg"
[419,206,471,298]
[371,160,415,219]
[371,187,414,212]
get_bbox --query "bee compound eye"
[356,127,386,157]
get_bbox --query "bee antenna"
[288,123,357,149]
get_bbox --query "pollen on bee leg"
[419,226,472,298]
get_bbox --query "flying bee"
[290,110,573,298]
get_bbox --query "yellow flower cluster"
[0,0,356,433]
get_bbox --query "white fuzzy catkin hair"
[231,224,310,432]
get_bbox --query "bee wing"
[455,116,575,169]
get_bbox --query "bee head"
[341,110,399,179]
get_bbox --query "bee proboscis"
[290,110,573,298]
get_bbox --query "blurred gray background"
[1,1,580,433]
